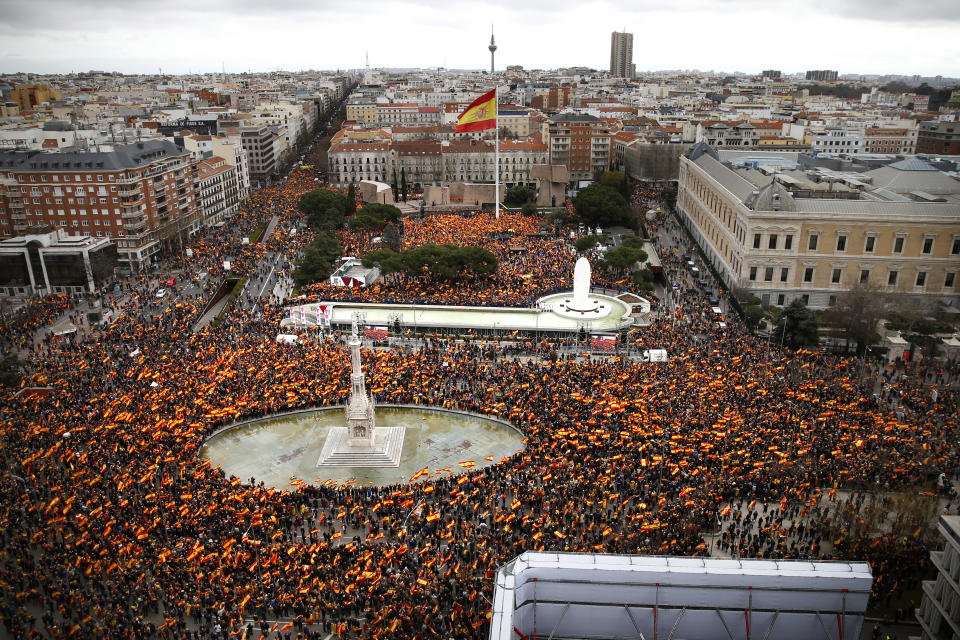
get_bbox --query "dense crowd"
[0,140,956,640]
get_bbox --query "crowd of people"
[0,134,957,640]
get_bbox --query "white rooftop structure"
[490,552,872,640]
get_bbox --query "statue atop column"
[345,318,375,447]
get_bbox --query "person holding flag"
[455,88,500,217]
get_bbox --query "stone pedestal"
[316,426,406,467]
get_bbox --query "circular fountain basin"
[199,405,524,489]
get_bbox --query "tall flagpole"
[494,85,499,220]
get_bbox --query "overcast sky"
[1,0,958,78]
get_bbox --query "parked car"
[156,288,167,298]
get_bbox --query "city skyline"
[0,0,958,77]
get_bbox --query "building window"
[778,268,788,282]
[777,294,785,306]
[893,236,905,253]
[946,272,956,288]
[864,236,875,253]
[801,294,809,305]
[916,271,926,287]
[803,267,814,283]
[784,235,793,250]
[836,235,847,252]
[764,267,774,282]
[952,238,960,255]
[828,295,837,307]
[859,269,870,284]
[922,237,934,254]
[808,234,818,251]
[888,271,898,286]
[753,233,761,249]
[768,234,777,249]
[831,268,842,284]
[749,266,757,281]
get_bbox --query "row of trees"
[361,244,497,283]
[740,283,959,353]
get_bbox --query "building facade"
[546,113,613,182]
[195,156,240,227]
[609,32,634,79]
[0,140,200,269]
[238,125,277,186]
[917,515,960,640]
[676,144,960,310]
[862,127,918,155]
[0,228,118,297]
[329,139,547,189]
[918,121,960,155]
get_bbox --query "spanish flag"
[456,89,496,132]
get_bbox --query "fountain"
[548,257,614,319]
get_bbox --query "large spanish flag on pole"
[455,89,497,132]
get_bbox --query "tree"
[391,169,398,199]
[359,203,402,225]
[346,181,357,215]
[520,200,537,216]
[598,170,632,201]
[505,185,535,206]
[575,235,599,254]
[381,222,402,252]
[632,268,655,292]
[772,299,820,348]
[400,168,408,202]
[0,354,22,389]
[298,189,347,231]
[822,283,886,355]
[602,244,646,277]
[363,244,497,282]
[572,183,632,228]
[293,234,342,287]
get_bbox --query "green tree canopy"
[772,299,820,349]
[572,183,632,228]
[575,235,600,253]
[362,244,498,282]
[505,185,535,206]
[598,170,632,201]
[298,189,348,231]
[293,234,342,287]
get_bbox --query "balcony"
[121,195,144,207]
[118,186,140,197]
[7,200,23,209]
[118,176,139,186]
[124,220,147,232]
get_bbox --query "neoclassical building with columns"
[676,144,960,310]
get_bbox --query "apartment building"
[609,32,634,79]
[328,139,547,188]
[811,127,864,155]
[195,156,240,227]
[0,140,200,269]
[863,127,918,154]
[328,142,391,185]
[238,125,277,185]
[546,113,612,181]
[916,516,960,640]
[676,144,960,310]
[918,121,960,155]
